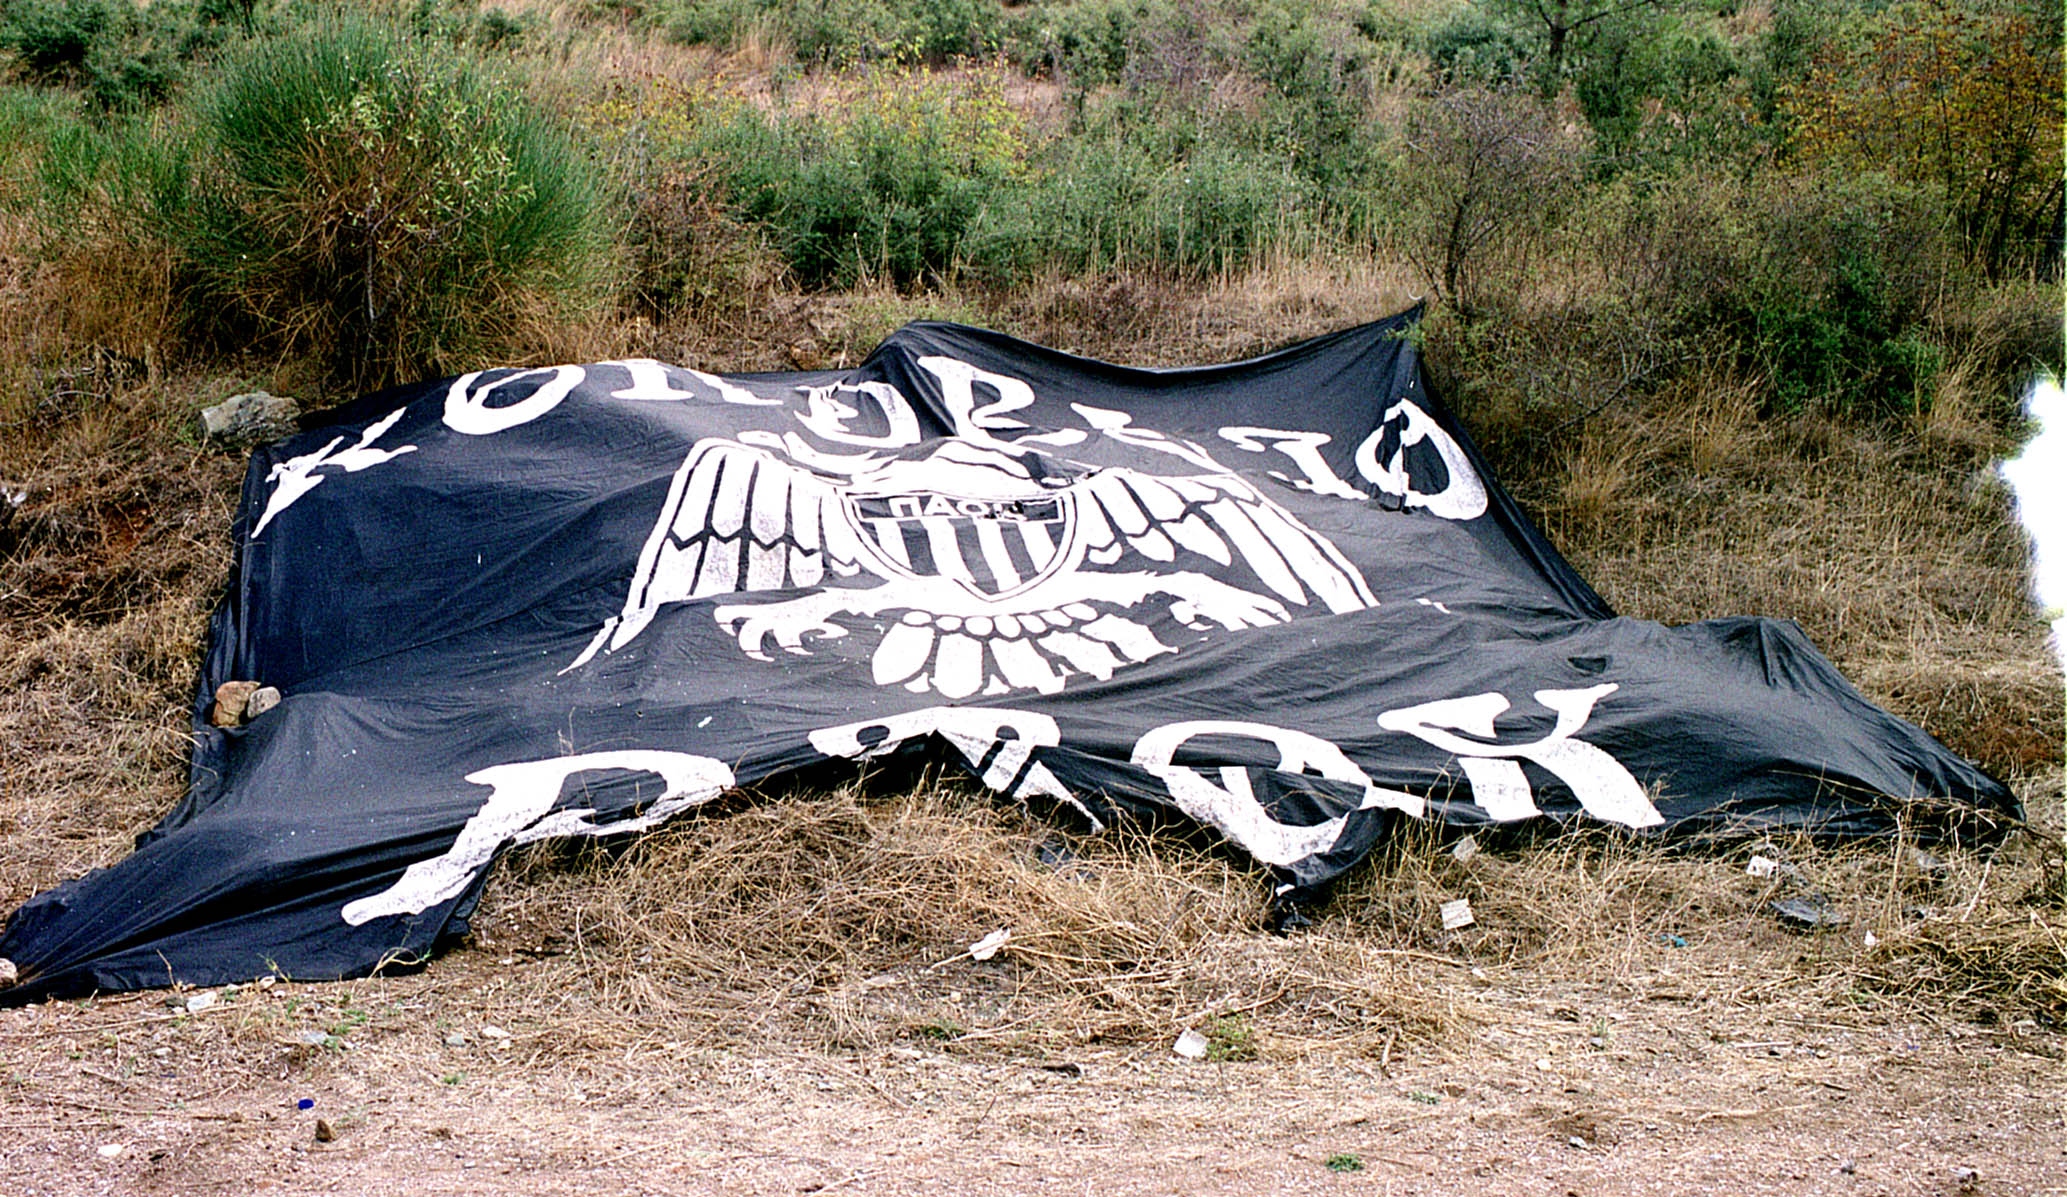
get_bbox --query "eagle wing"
[629,440,869,609]
[1076,469,1376,614]
[577,442,871,661]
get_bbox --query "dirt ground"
[4,930,2063,1197]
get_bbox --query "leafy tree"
[1402,85,1584,316]
[1481,0,1672,87]
[1572,11,1750,173]
[1783,0,2063,279]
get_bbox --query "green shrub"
[667,0,999,65]
[174,16,609,387]
[699,68,1023,287]
[964,129,1316,282]
[1244,3,1373,188]
[1744,173,1949,415]
[1753,246,1931,416]
[0,0,111,81]
[474,8,529,50]
[1573,15,1746,173]
[0,0,241,110]
[1422,6,1529,86]
[1005,0,1171,87]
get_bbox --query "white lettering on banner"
[1069,402,1224,472]
[917,356,1086,448]
[603,358,782,406]
[1131,721,1424,866]
[809,706,1103,830]
[1376,684,1661,828]
[249,408,418,538]
[1217,428,1365,499]
[340,750,734,925]
[442,365,587,435]
[794,380,922,449]
[1353,399,1489,520]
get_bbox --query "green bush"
[1244,3,1373,188]
[1422,6,1529,86]
[694,69,1023,287]
[1558,168,1958,417]
[1743,173,1949,415]
[474,7,529,50]
[0,0,239,111]
[174,16,609,387]
[667,0,999,65]
[1005,0,1171,87]
[963,129,1316,281]
[1572,14,1749,175]
[0,0,111,81]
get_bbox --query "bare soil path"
[7,948,2061,1197]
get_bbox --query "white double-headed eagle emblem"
[567,355,1379,697]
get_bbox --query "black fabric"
[0,310,2016,1002]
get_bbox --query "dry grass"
[1521,359,2059,786]
[0,370,240,914]
[442,784,2065,1066]
[481,779,1455,1057]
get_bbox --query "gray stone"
[199,391,300,447]
[1771,894,1846,930]
[245,685,282,719]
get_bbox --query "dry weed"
[1551,430,1639,542]
[732,13,796,74]
[438,796,2067,1069]
[477,779,1457,1058]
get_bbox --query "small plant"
[441,1072,463,1085]
[668,0,999,66]
[1325,1152,1364,1172]
[475,8,526,50]
[918,1016,965,1041]
[1,0,238,111]
[1406,1089,1439,1104]
[709,65,1026,287]
[1204,1012,1257,1062]
[1401,84,1584,319]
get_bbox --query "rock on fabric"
[0,311,2017,1001]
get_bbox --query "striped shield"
[848,490,1076,599]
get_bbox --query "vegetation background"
[0,5,2063,1186]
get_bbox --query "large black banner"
[0,311,2016,1001]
